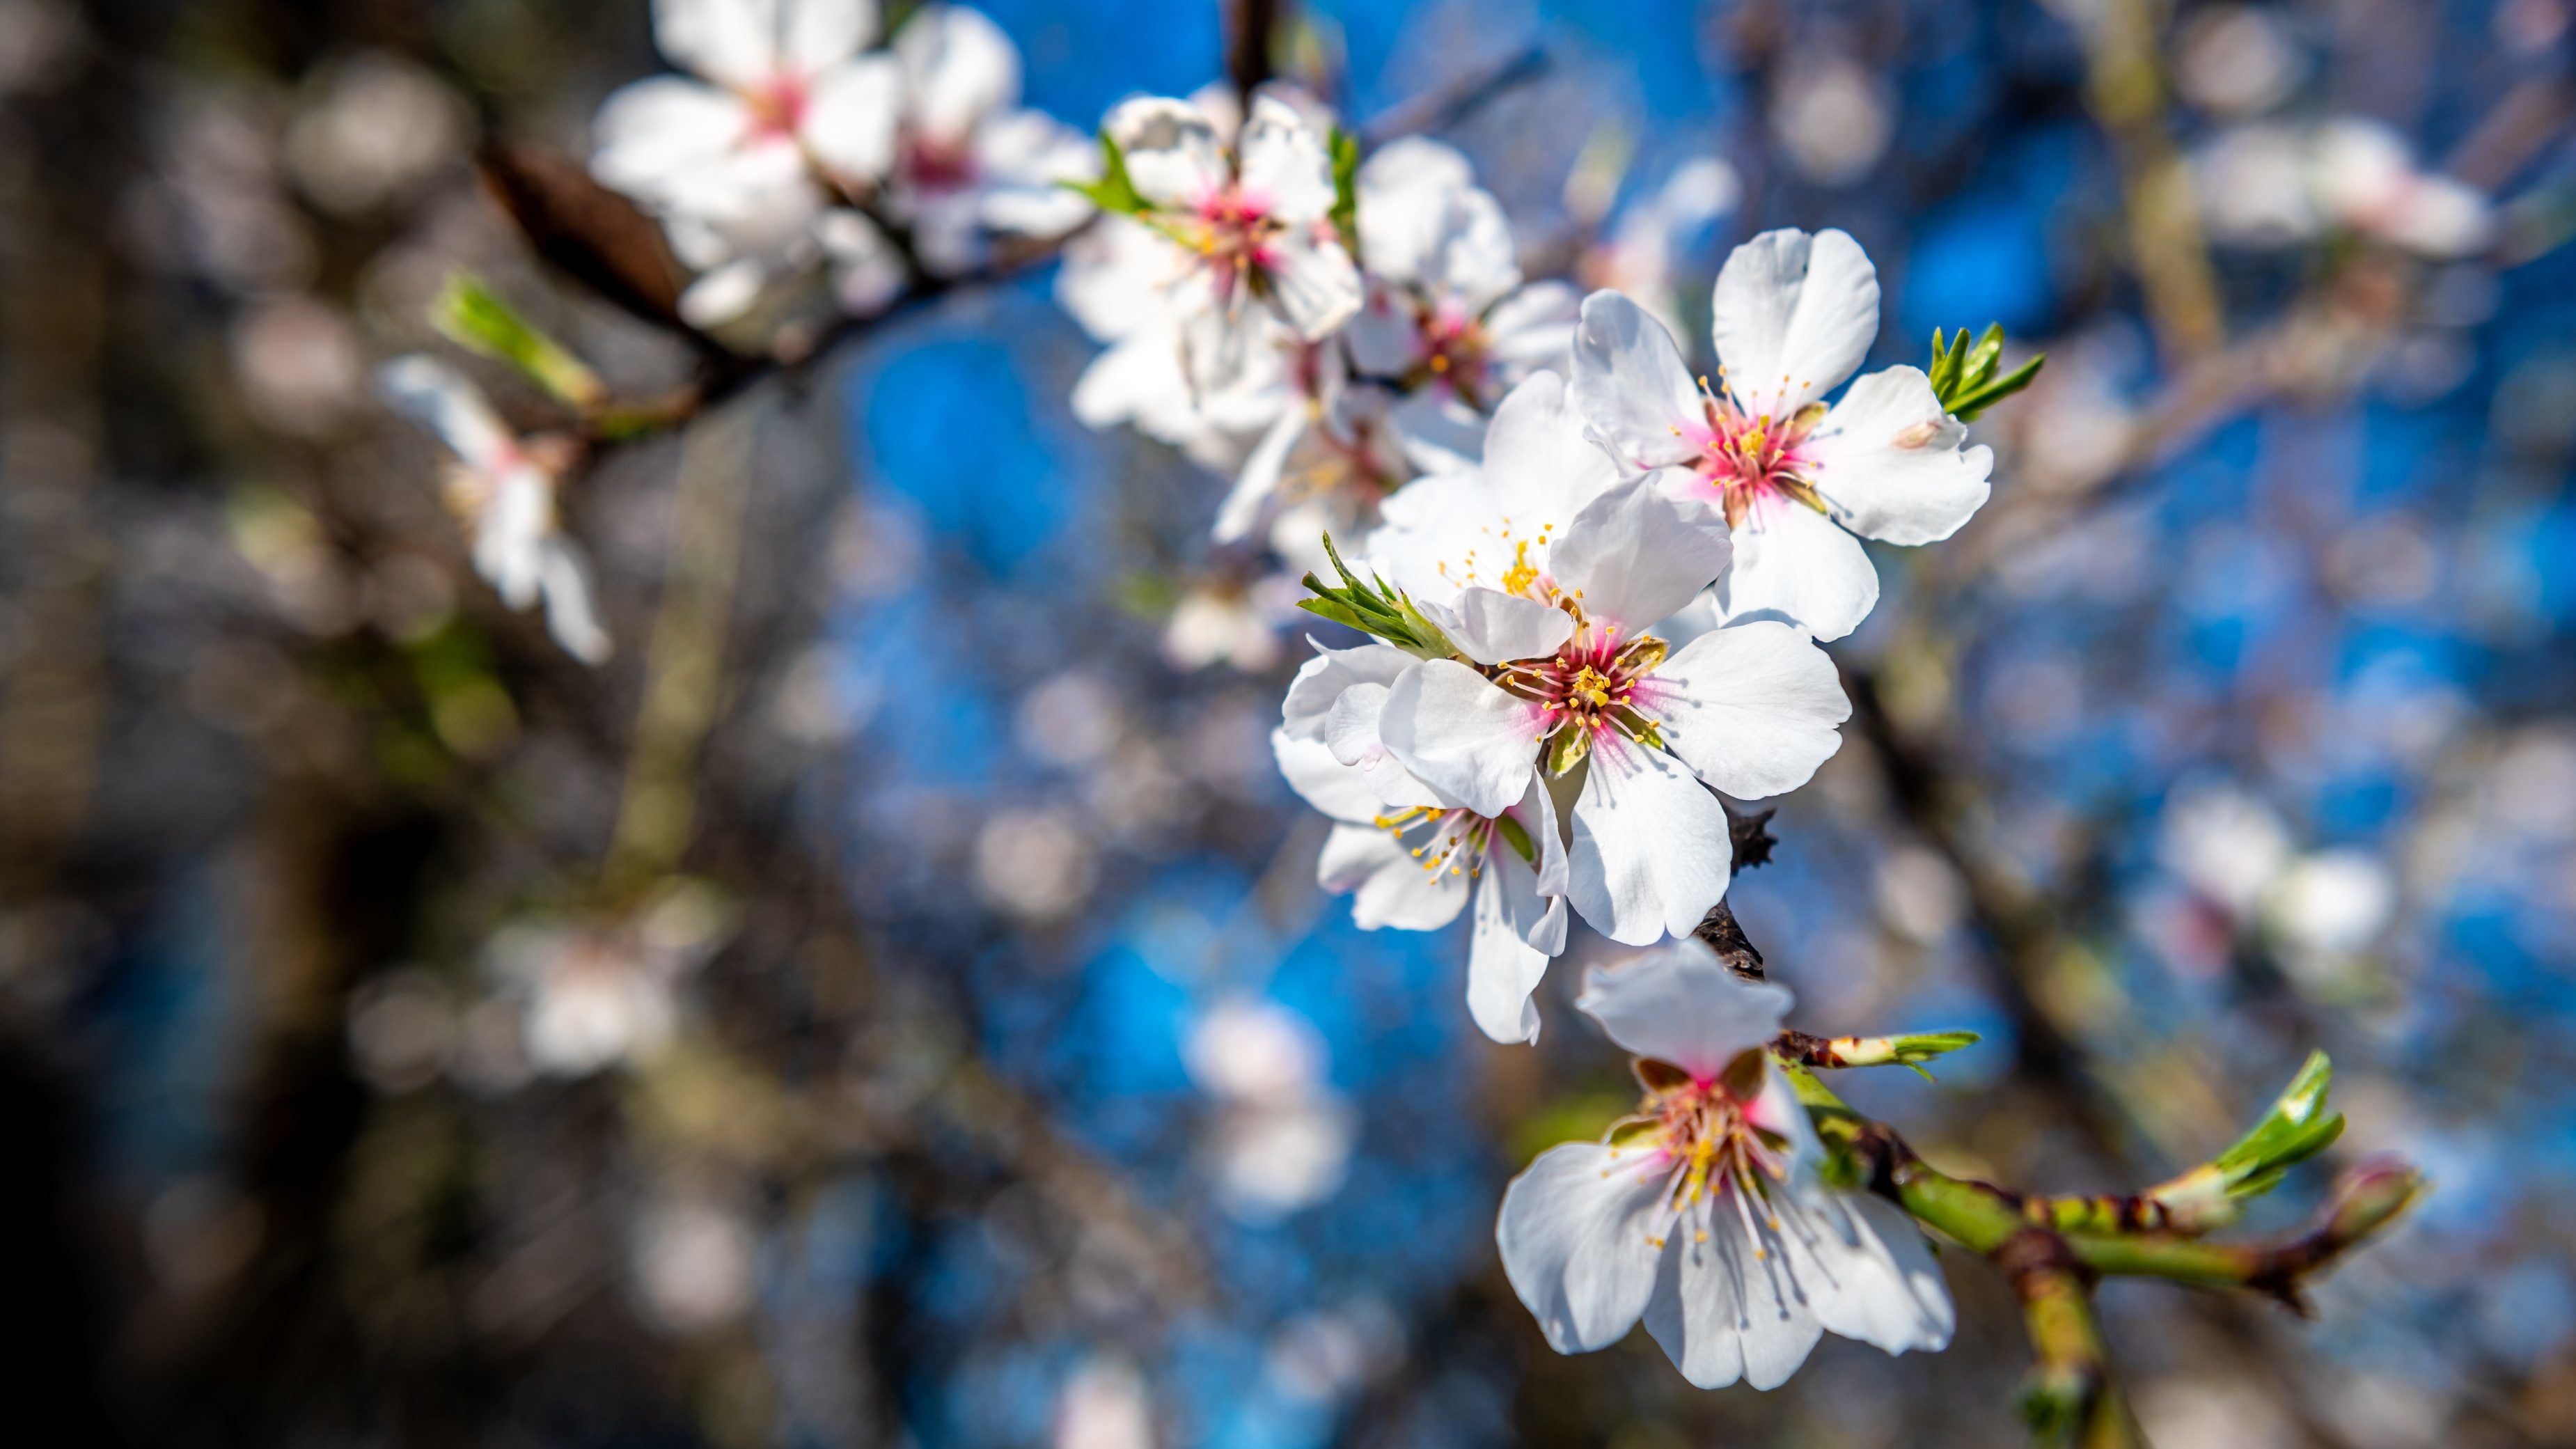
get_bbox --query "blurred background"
[5,1,2576,1445]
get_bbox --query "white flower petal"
[1236,91,1336,224]
[1711,492,1880,643]
[591,78,757,201]
[801,53,902,180]
[1280,641,1417,740]
[1273,727,1383,824]
[1805,366,1993,546]
[1566,736,1735,945]
[1419,586,1575,667]
[1264,229,1364,339]
[1106,95,1225,209]
[654,0,780,92]
[1323,683,1442,808]
[1497,1143,1668,1353]
[968,109,1099,237]
[1356,136,1475,285]
[1571,290,1705,472]
[894,3,1017,141]
[1804,1191,1956,1356]
[379,357,517,473]
[1321,822,1470,930]
[537,539,614,665]
[1571,937,1789,1074]
[1468,856,1553,1044]
[1711,227,1879,416]
[1648,620,1850,800]
[1546,478,1733,632]
[817,207,908,313]
[1379,659,1546,819]
[1483,281,1581,373]
[1475,368,1628,524]
[677,256,774,327]
[781,0,875,77]
[1641,1193,1825,1390]
[1216,406,1304,543]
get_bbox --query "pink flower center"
[1181,185,1285,300]
[902,131,980,192]
[1682,381,1828,528]
[1491,616,1674,775]
[744,75,810,139]
[1609,1055,1795,1254]
[1415,305,1492,403]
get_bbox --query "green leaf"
[434,272,604,410]
[1300,533,1458,659]
[1924,322,2045,422]
[1329,127,1362,262]
[2137,1050,2345,1232]
[1062,129,1149,216]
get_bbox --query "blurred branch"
[2071,0,2225,364]
[603,405,755,890]
[1227,0,1284,96]
[2003,1230,2143,1449]
[1357,44,1552,146]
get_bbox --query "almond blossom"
[1343,137,1578,467]
[591,0,904,325]
[378,357,611,663]
[1097,87,1363,383]
[1274,640,1569,1043]
[1571,229,1994,642]
[1360,373,1851,946]
[1497,939,1953,1389]
[879,5,1095,274]
[2197,118,2494,261]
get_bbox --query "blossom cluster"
[1019,70,2004,1389]
[592,0,1095,327]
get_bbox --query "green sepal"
[1329,126,1362,261]
[1925,322,2045,422]
[1298,533,1457,659]
[1062,129,1150,216]
[434,272,604,411]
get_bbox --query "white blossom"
[1186,998,1356,1220]
[592,0,906,325]
[1571,229,1994,643]
[378,357,612,664]
[1361,373,1850,946]
[1273,639,1570,1043]
[2197,118,2493,260]
[485,884,733,1077]
[880,5,1096,274]
[1496,939,1953,1389]
[1343,137,1578,469]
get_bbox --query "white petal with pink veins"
[1711,227,1880,417]
[1805,366,1993,546]
[1566,735,1735,944]
[1546,477,1732,633]
[1709,492,1880,643]
[1649,619,1850,800]
[1570,290,1706,472]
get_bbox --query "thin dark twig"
[1227,0,1282,97]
